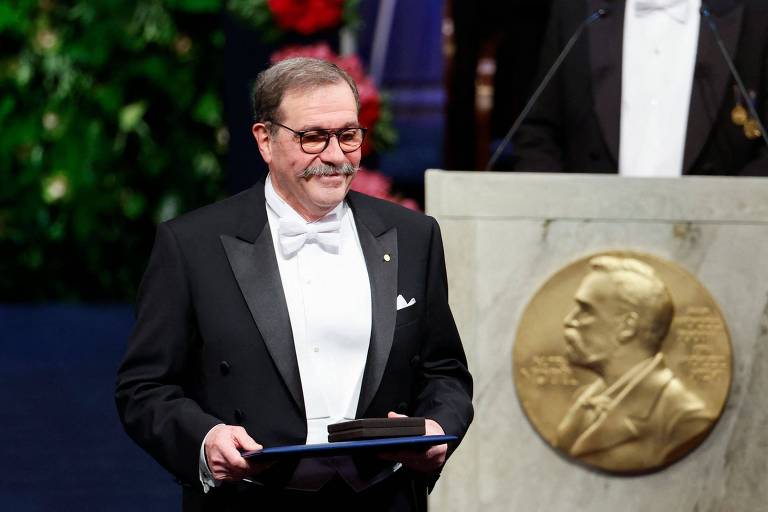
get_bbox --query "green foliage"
[0,0,226,301]
[227,0,283,42]
[372,92,398,154]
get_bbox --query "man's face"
[252,82,361,221]
[563,272,626,369]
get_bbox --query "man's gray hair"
[589,256,674,352]
[251,57,360,128]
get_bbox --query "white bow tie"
[635,0,691,22]
[278,216,341,256]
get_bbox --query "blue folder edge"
[241,435,458,460]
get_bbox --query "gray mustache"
[299,163,357,179]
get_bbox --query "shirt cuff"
[199,424,224,493]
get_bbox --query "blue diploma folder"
[241,435,458,461]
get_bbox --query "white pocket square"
[396,294,416,311]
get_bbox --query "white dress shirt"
[619,0,701,176]
[265,175,372,443]
[199,175,373,491]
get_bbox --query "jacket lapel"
[589,0,625,165]
[348,193,398,417]
[219,183,305,414]
[683,0,743,171]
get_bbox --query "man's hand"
[377,412,448,473]
[204,424,270,481]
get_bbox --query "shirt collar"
[633,0,696,23]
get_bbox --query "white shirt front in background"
[265,175,372,445]
[619,0,701,177]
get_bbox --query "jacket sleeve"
[115,222,221,487]
[411,218,474,452]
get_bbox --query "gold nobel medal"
[744,118,762,140]
[513,251,731,474]
[731,103,748,126]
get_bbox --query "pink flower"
[350,168,422,212]
[350,168,392,198]
[397,198,420,211]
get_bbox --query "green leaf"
[192,91,221,126]
[120,189,146,219]
[166,0,222,12]
[93,84,123,115]
[0,96,15,124]
[119,101,147,132]
[0,3,31,35]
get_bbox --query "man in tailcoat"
[116,57,473,511]
[513,0,768,175]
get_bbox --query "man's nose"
[564,308,578,327]
[319,134,348,164]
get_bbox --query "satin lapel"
[220,225,304,414]
[588,0,625,164]
[683,1,743,171]
[348,195,398,417]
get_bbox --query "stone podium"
[425,171,768,511]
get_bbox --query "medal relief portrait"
[554,256,715,471]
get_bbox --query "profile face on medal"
[513,252,731,474]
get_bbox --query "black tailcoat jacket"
[115,182,474,510]
[513,0,768,175]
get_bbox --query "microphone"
[486,8,611,171]
[700,3,768,149]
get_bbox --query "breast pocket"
[395,303,422,329]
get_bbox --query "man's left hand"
[377,411,447,473]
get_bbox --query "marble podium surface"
[425,171,768,512]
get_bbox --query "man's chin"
[563,333,589,366]
[306,187,348,212]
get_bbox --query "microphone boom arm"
[486,8,609,171]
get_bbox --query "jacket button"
[410,355,421,368]
[234,409,245,424]
[220,361,231,375]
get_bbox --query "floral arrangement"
[270,43,397,156]
[0,1,226,300]
[351,169,419,211]
[228,0,360,41]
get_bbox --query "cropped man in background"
[513,0,768,176]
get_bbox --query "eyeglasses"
[271,122,367,154]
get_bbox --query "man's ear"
[252,123,272,164]
[617,311,638,343]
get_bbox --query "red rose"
[268,0,345,35]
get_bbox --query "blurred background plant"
[0,0,404,302]
[0,0,227,301]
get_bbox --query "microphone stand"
[486,8,610,171]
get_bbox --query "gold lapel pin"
[383,254,391,262]
[744,118,762,140]
[731,86,762,140]
[731,85,748,125]
[731,104,748,126]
